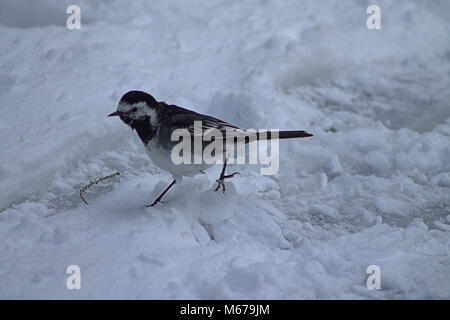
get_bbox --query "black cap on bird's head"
[108,90,159,127]
[118,90,159,107]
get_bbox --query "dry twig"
[79,172,120,205]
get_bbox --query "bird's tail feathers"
[256,130,313,140]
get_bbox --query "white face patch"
[117,102,158,126]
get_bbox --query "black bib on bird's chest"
[130,116,155,144]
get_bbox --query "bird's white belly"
[143,139,208,178]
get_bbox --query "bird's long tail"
[256,130,313,140]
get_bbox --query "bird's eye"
[132,107,138,112]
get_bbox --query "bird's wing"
[162,103,246,138]
[161,103,313,142]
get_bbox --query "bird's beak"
[108,111,121,117]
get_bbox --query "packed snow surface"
[0,0,449,299]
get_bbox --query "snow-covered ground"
[1,0,449,299]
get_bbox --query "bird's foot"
[214,172,240,193]
[146,199,166,207]
[146,179,176,207]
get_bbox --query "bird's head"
[108,90,159,128]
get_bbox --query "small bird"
[109,90,312,206]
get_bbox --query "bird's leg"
[214,157,239,193]
[147,179,176,207]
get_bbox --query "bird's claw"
[146,200,166,207]
[214,178,225,193]
[214,172,240,194]
[146,201,158,207]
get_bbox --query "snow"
[0,0,449,299]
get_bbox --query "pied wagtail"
[108,90,312,206]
